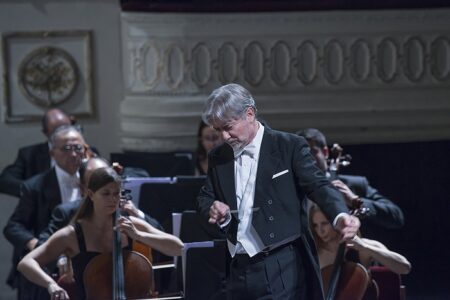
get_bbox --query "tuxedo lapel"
[44,168,62,208]
[255,129,282,202]
[36,143,51,173]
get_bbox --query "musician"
[195,120,223,175]
[0,108,72,197]
[38,157,163,246]
[309,204,411,274]
[297,128,405,236]
[17,166,184,300]
[197,83,360,300]
[3,125,87,300]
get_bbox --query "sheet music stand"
[138,176,206,233]
[110,151,195,177]
[123,177,174,206]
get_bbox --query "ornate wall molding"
[121,10,450,151]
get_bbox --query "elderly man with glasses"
[3,125,87,300]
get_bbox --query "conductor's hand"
[116,216,139,240]
[209,201,230,224]
[47,282,69,300]
[334,213,360,243]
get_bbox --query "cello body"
[83,250,153,300]
[322,262,370,300]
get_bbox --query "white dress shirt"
[228,122,266,257]
[55,165,81,204]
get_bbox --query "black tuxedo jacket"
[0,142,50,197]
[3,167,62,288]
[197,127,348,299]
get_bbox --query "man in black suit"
[3,125,86,300]
[0,108,72,197]
[296,128,405,235]
[197,84,360,300]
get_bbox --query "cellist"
[309,204,411,298]
[17,166,184,299]
[296,128,405,238]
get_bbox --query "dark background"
[121,0,450,12]
[342,140,450,299]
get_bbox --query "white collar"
[55,164,79,182]
[234,121,264,159]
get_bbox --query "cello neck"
[325,242,346,300]
[112,211,126,300]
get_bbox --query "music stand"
[110,151,195,177]
[122,177,173,206]
[138,176,206,233]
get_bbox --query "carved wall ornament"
[2,30,94,123]
[18,46,78,108]
[218,42,239,84]
[296,40,319,85]
[430,36,450,81]
[376,37,399,83]
[120,11,450,150]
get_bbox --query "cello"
[82,165,154,300]
[321,144,377,300]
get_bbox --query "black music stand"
[138,176,206,233]
[110,151,195,177]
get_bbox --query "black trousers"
[228,244,307,300]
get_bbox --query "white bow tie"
[235,144,257,159]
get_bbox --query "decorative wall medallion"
[376,38,399,83]
[430,36,450,81]
[2,30,94,123]
[350,39,372,83]
[18,46,78,107]
[403,36,426,82]
[191,43,212,87]
[270,41,291,86]
[297,40,319,85]
[218,42,239,84]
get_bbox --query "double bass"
[321,144,377,300]
[82,164,154,300]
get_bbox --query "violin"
[82,163,154,300]
[322,143,377,300]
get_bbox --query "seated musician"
[17,166,184,300]
[309,204,411,275]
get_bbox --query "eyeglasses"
[60,144,85,153]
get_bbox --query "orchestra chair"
[369,266,406,300]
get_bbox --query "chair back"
[369,266,406,300]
